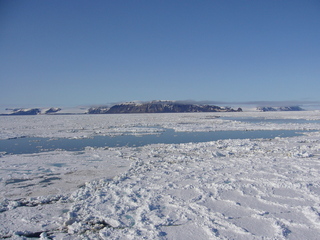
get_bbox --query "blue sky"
[1,0,319,107]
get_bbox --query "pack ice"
[1,111,320,239]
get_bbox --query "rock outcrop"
[87,107,110,114]
[44,107,61,114]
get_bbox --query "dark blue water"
[0,129,310,155]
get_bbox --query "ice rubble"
[1,112,320,239]
[1,111,320,140]
[60,136,320,239]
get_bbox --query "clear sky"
[1,0,319,107]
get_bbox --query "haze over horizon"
[1,0,319,107]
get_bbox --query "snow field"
[1,111,320,140]
[61,136,320,239]
[0,148,132,201]
[1,111,320,239]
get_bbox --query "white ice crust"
[1,111,320,140]
[1,112,320,239]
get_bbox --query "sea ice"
[1,111,320,239]
[1,111,320,140]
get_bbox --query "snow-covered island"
[257,106,304,112]
[88,101,242,114]
[1,108,62,115]
[2,101,310,116]
[1,111,320,239]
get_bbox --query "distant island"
[1,101,307,115]
[256,106,304,112]
[88,101,242,114]
[2,107,62,115]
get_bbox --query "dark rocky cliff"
[45,107,61,114]
[88,101,242,114]
[87,107,110,114]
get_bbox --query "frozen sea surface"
[1,112,320,239]
[1,111,320,140]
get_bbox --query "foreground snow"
[1,112,320,239]
[65,135,320,240]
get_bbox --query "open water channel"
[0,128,311,155]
